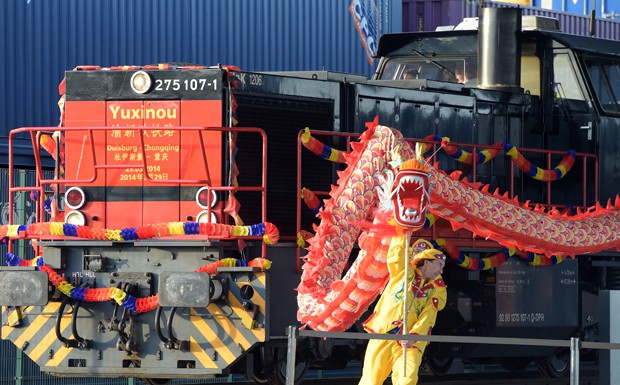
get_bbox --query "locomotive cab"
[358,8,620,375]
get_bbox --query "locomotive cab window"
[553,53,588,112]
[584,56,620,114]
[379,57,473,83]
[520,54,540,96]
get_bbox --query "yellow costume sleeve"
[410,280,447,351]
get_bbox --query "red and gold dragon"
[296,120,620,332]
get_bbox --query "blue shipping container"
[0,1,400,383]
[0,0,402,164]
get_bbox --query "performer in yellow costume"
[359,237,447,385]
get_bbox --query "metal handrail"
[7,126,269,255]
[285,326,620,385]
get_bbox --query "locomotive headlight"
[65,187,85,209]
[65,210,86,226]
[159,272,212,307]
[130,70,153,94]
[0,270,48,306]
[196,187,218,209]
[196,210,218,224]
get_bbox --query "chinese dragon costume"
[296,120,620,332]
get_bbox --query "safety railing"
[7,126,269,254]
[284,326,620,385]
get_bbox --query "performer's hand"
[399,340,422,352]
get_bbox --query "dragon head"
[390,158,431,229]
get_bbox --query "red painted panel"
[106,101,143,187]
[143,100,181,186]
[179,100,224,224]
[64,101,106,184]
[142,100,181,224]
[105,101,144,227]
[79,201,106,229]
[63,100,107,228]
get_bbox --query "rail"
[296,129,599,271]
[284,326,620,385]
[7,126,269,254]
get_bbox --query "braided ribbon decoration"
[195,257,272,274]
[300,127,346,163]
[302,129,575,182]
[0,221,279,245]
[419,134,501,165]
[433,238,566,271]
[503,143,576,182]
[301,187,324,216]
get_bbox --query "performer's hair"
[415,259,428,268]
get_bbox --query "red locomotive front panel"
[62,68,224,230]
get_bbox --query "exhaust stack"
[478,7,523,93]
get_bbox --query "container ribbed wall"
[0,1,402,382]
[467,0,620,39]
[0,0,401,150]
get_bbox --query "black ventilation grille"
[234,94,337,238]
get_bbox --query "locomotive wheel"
[272,355,308,385]
[252,347,308,385]
[423,357,454,375]
[252,346,277,384]
[538,350,570,378]
[252,373,270,384]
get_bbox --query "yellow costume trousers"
[358,338,424,385]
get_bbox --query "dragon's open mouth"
[392,169,429,228]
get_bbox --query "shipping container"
[529,0,620,19]
[403,0,620,39]
[0,0,402,167]
[0,0,403,377]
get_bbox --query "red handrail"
[7,126,269,257]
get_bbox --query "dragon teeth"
[400,175,425,186]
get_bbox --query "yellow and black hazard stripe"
[186,270,267,370]
[2,303,76,366]
[1,270,268,375]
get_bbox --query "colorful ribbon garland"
[301,188,324,216]
[419,134,501,165]
[195,257,272,274]
[301,129,575,182]
[301,127,346,163]
[433,238,566,270]
[6,253,158,313]
[0,221,279,245]
[503,143,576,182]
